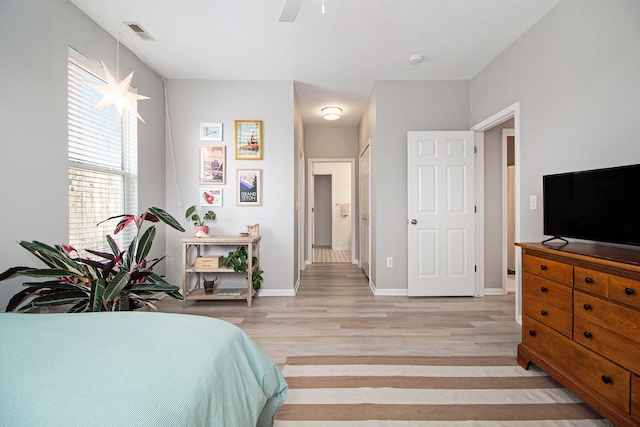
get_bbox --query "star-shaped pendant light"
[87,60,150,123]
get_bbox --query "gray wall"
[0,0,166,309]
[372,80,470,290]
[163,80,296,294]
[471,0,640,246]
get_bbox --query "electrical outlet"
[530,195,537,210]
[387,257,393,267]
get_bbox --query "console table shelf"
[181,235,260,308]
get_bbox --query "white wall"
[0,0,166,309]
[471,0,640,247]
[164,80,296,294]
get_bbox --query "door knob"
[410,219,417,225]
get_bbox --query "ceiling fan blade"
[278,0,304,22]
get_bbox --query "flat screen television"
[543,164,640,246]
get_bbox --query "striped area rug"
[274,356,613,426]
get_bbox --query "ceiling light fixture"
[408,54,424,64]
[322,107,342,120]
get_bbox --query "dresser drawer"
[574,266,609,297]
[523,292,572,337]
[610,275,640,310]
[523,316,631,413]
[575,291,640,345]
[633,374,640,423]
[523,274,573,312]
[574,316,640,374]
[523,254,573,286]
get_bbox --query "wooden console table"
[181,235,261,308]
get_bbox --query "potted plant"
[223,246,263,291]
[185,205,216,235]
[0,207,185,312]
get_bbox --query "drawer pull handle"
[601,375,612,385]
[540,265,548,271]
[583,304,592,311]
[585,277,593,284]
[529,330,536,337]
[541,310,548,316]
[626,287,635,295]
[583,332,592,338]
[541,287,548,293]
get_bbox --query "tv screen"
[543,164,640,246]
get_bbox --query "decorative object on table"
[217,288,243,296]
[200,122,223,141]
[185,205,216,235]
[223,246,263,291]
[236,169,262,206]
[194,256,223,269]
[203,277,218,294]
[239,232,249,237]
[200,188,222,207]
[0,207,185,312]
[198,145,225,185]
[234,120,262,160]
[247,223,260,236]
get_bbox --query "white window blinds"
[67,49,138,256]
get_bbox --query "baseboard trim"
[257,289,296,297]
[484,288,507,296]
[374,288,408,296]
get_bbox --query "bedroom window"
[67,48,138,256]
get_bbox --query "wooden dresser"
[517,242,640,426]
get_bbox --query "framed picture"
[200,188,223,207]
[198,145,225,184]
[236,168,261,206]
[200,123,223,141]
[234,120,262,160]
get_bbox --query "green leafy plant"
[223,246,263,291]
[185,205,216,226]
[0,207,185,312]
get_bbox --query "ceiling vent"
[125,22,155,41]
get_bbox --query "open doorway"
[503,128,516,294]
[307,158,356,264]
[471,102,522,324]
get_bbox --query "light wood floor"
[155,263,520,367]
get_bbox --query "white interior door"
[407,131,476,296]
[359,146,370,278]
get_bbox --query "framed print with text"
[236,168,261,206]
[198,145,225,184]
[234,120,262,160]
[200,188,223,207]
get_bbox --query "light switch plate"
[530,195,537,209]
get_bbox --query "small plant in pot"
[185,205,216,236]
[223,246,263,291]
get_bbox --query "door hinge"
[474,146,477,154]
[474,205,477,213]
[475,265,477,272]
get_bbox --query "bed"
[0,312,288,427]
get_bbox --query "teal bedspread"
[0,312,287,427]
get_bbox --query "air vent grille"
[125,22,155,41]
